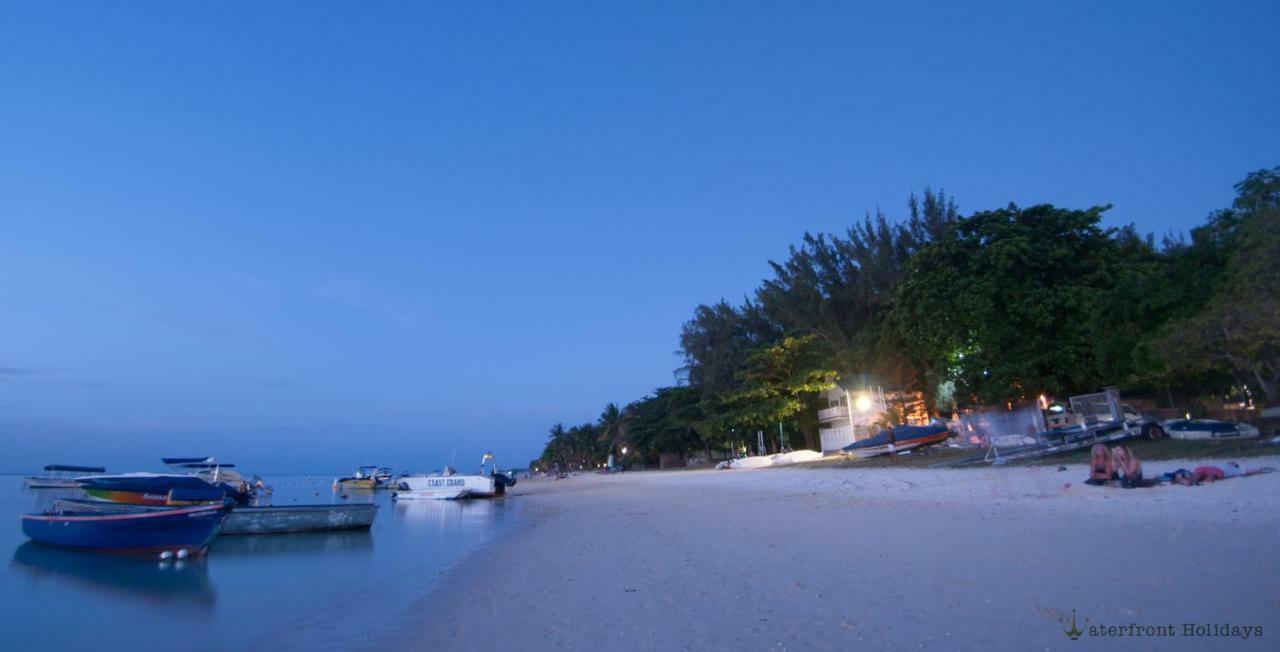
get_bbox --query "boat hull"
[396,474,496,498]
[24,478,83,489]
[841,424,951,458]
[22,503,230,552]
[79,474,236,506]
[1164,420,1260,441]
[221,504,378,535]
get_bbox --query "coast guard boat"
[392,453,516,500]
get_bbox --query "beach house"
[817,383,930,453]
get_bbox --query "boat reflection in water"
[393,495,506,532]
[10,542,216,607]
[209,529,374,557]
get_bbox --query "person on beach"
[1111,445,1143,488]
[1168,463,1276,485]
[1085,444,1115,485]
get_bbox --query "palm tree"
[597,402,628,452]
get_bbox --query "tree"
[712,335,838,451]
[1159,168,1280,405]
[891,203,1132,406]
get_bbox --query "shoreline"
[393,459,1280,650]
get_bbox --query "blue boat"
[841,424,951,458]
[22,501,232,553]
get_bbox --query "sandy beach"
[394,459,1280,650]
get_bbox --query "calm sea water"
[1,474,516,651]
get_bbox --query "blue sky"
[2,2,1277,473]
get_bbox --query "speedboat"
[1162,419,1260,440]
[24,465,107,489]
[393,472,491,500]
[77,473,238,506]
[392,454,517,500]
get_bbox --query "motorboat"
[77,473,238,506]
[1162,419,1261,441]
[24,465,107,489]
[335,466,381,490]
[22,501,232,554]
[392,453,517,500]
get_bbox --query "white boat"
[1162,419,1260,441]
[392,473,496,500]
[24,465,107,489]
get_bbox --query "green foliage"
[1158,167,1280,405]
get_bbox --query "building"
[817,383,930,453]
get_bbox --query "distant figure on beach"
[1085,444,1115,485]
[1169,463,1276,485]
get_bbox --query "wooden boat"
[842,424,951,459]
[24,465,107,489]
[220,504,378,535]
[1162,419,1260,441]
[22,501,231,553]
[77,473,236,506]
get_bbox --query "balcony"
[817,405,848,423]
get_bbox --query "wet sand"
[397,459,1280,650]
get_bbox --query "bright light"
[621,447,628,455]
[854,394,872,412]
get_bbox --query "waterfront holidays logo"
[1061,610,1084,640]
[1058,609,1263,641]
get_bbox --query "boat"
[24,465,107,489]
[163,457,259,500]
[335,466,381,490]
[21,501,232,553]
[77,473,238,506]
[53,499,380,536]
[841,424,951,459]
[220,504,378,535]
[392,473,485,500]
[1162,419,1261,441]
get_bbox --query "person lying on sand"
[1084,444,1116,486]
[1167,463,1277,486]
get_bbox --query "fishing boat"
[54,499,380,536]
[1162,419,1261,441]
[24,465,107,489]
[22,501,231,553]
[335,466,381,490]
[221,504,379,535]
[77,473,237,506]
[842,424,951,459]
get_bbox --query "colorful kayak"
[841,424,951,458]
[77,473,236,506]
[22,502,231,553]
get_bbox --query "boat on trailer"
[22,501,231,554]
[25,465,107,489]
[1162,419,1260,441]
[842,424,951,459]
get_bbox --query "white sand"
[395,459,1280,650]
